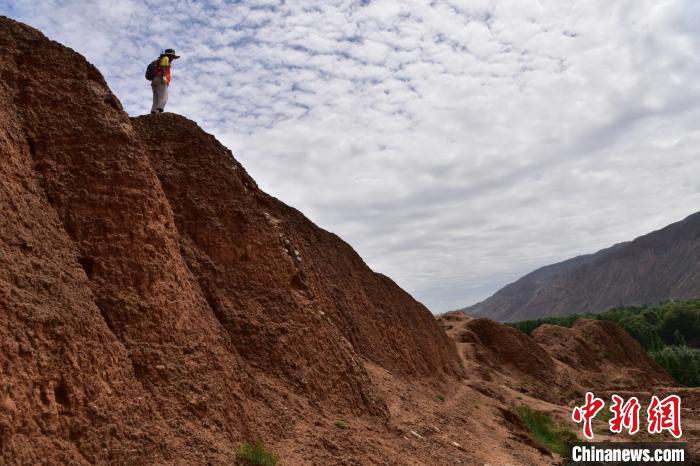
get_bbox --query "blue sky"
[3,0,700,312]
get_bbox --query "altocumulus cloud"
[3,0,700,311]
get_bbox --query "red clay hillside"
[0,16,696,465]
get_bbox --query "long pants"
[151,78,168,113]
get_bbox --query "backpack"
[145,60,158,80]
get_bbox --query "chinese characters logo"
[572,392,681,439]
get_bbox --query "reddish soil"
[0,16,696,465]
[0,16,460,464]
[439,312,697,462]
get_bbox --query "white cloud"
[4,0,700,312]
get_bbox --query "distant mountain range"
[461,211,700,322]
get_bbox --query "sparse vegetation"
[235,440,278,466]
[515,406,578,456]
[509,299,700,386]
[592,406,614,435]
[436,394,445,401]
[334,420,347,429]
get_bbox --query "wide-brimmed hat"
[163,48,180,59]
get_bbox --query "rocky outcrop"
[440,313,673,403]
[131,114,462,382]
[461,212,700,321]
[457,318,556,383]
[0,16,461,464]
[533,319,672,386]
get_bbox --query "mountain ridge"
[462,211,700,321]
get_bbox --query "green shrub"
[515,406,578,455]
[618,314,657,350]
[436,394,445,401]
[659,304,700,345]
[650,345,700,387]
[235,440,279,466]
[334,420,347,429]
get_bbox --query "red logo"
[572,392,605,439]
[572,393,682,439]
[609,394,641,435]
[647,394,682,438]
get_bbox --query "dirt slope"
[441,313,673,400]
[438,313,697,462]
[131,113,462,383]
[0,15,461,465]
[1,15,695,466]
[532,319,672,388]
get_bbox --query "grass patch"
[334,420,347,429]
[235,440,278,466]
[596,407,613,423]
[591,407,614,435]
[515,406,578,456]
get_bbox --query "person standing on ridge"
[148,48,180,114]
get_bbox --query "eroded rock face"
[1,17,191,465]
[457,318,555,381]
[533,319,672,387]
[440,312,673,402]
[131,113,463,383]
[0,16,461,464]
